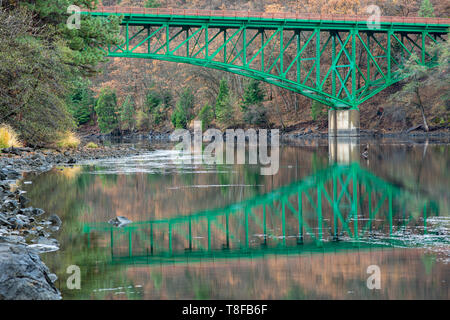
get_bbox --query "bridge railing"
[86,6,450,25]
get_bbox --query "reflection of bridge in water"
[83,163,439,265]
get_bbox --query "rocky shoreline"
[80,127,450,144]
[0,144,150,300]
[0,129,448,300]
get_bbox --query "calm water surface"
[21,139,449,299]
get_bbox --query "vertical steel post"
[148,26,151,54]
[316,28,320,88]
[366,32,370,84]
[387,30,392,80]
[423,202,428,234]
[150,223,154,254]
[263,205,267,246]
[224,29,227,63]
[333,175,338,240]
[298,190,303,244]
[351,29,356,99]
[280,28,284,73]
[129,229,132,257]
[388,189,393,237]
[186,28,190,57]
[126,22,129,52]
[297,30,301,83]
[317,186,322,242]
[205,25,209,58]
[166,24,169,55]
[421,32,426,64]
[207,217,211,251]
[245,208,249,248]
[169,222,172,255]
[368,187,372,233]
[282,199,286,246]
[332,32,336,96]
[188,217,192,251]
[225,213,230,249]
[110,228,114,257]
[260,30,264,71]
[352,168,358,240]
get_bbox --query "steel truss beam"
[84,11,449,109]
[84,163,440,264]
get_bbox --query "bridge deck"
[83,6,450,28]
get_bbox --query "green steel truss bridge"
[82,7,450,109]
[83,163,441,265]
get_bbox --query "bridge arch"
[84,7,449,110]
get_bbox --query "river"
[20,138,449,299]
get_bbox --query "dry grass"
[0,124,22,149]
[85,142,99,149]
[56,131,80,149]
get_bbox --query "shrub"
[145,0,161,8]
[243,104,268,126]
[198,104,214,129]
[136,110,151,131]
[171,105,188,129]
[310,101,326,121]
[56,131,80,149]
[94,88,119,134]
[241,79,265,111]
[67,79,95,125]
[215,79,235,127]
[120,95,136,131]
[85,142,99,149]
[171,88,195,129]
[0,124,22,149]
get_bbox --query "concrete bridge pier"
[328,109,360,137]
[328,136,360,163]
[328,109,360,163]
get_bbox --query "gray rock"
[19,195,30,208]
[0,242,61,300]
[108,216,133,228]
[48,214,62,227]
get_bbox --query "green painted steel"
[83,163,441,265]
[82,9,449,109]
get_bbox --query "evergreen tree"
[67,78,94,125]
[171,87,194,129]
[146,88,162,113]
[198,104,214,129]
[241,79,265,110]
[0,2,121,145]
[120,95,135,131]
[95,88,119,134]
[310,100,325,121]
[241,79,266,125]
[145,0,161,8]
[215,79,234,126]
[19,0,121,76]
[418,0,435,18]
[171,105,187,129]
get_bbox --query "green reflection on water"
[21,145,449,299]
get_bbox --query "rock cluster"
[0,143,151,300]
[0,167,63,299]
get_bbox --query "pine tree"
[198,104,214,129]
[171,87,194,129]
[120,95,135,131]
[67,78,95,125]
[241,79,265,110]
[95,88,119,134]
[418,0,435,18]
[215,79,234,126]
[145,0,161,8]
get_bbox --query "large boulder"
[0,242,61,300]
